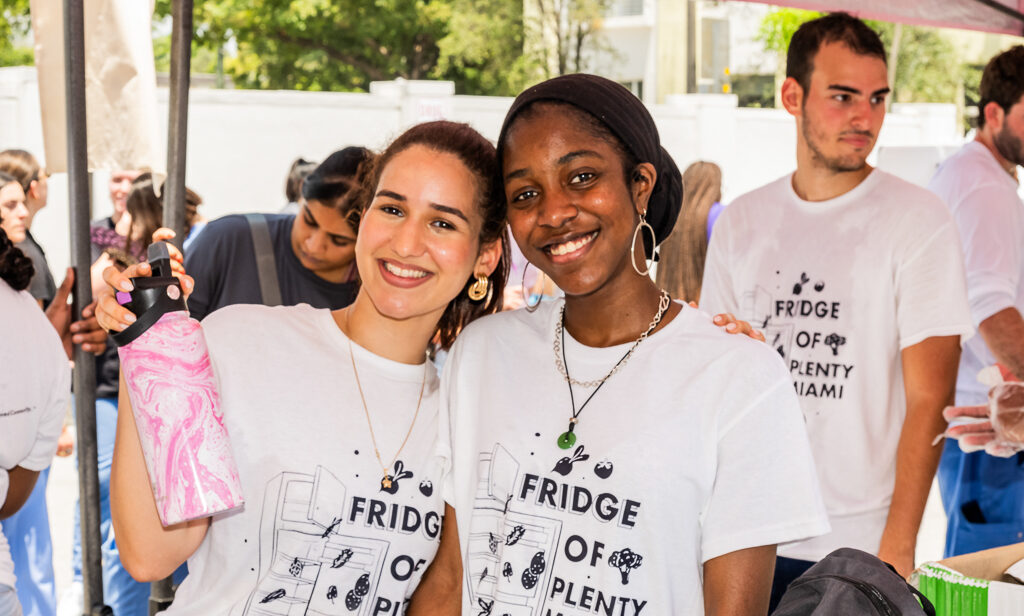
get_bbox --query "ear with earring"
[631,210,657,276]
[521,263,544,312]
[467,273,493,305]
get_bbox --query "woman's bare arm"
[703,544,776,616]
[407,504,462,615]
[110,373,210,581]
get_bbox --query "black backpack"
[772,548,936,615]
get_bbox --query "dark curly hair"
[979,45,1024,129]
[0,227,34,291]
[353,121,510,349]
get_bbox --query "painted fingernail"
[727,323,737,331]
[119,280,133,292]
[713,315,723,323]
[184,278,194,291]
[124,313,137,324]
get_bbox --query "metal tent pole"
[62,0,112,614]
[162,0,193,247]
[971,0,1024,28]
[150,1,193,611]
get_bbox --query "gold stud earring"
[467,274,490,301]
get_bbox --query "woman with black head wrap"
[438,74,829,614]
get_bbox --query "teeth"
[549,232,596,256]
[384,262,428,279]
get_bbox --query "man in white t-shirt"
[700,13,972,608]
[930,45,1024,558]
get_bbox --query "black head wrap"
[496,73,682,259]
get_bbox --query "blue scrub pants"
[1,467,56,616]
[937,439,1024,557]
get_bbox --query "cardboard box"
[914,542,1024,615]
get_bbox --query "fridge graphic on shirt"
[466,444,562,616]
[243,466,389,616]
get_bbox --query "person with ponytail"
[0,226,70,616]
[438,74,830,614]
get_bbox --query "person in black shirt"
[183,147,368,320]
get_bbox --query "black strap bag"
[772,548,936,615]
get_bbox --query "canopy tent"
[741,0,1024,35]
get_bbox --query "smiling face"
[0,181,29,243]
[787,41,889,173]
[290,200,358,282]
[355,144,494,322]
[108,169,142,219]
[502,105,654,298]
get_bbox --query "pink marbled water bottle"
[113,242,243,526]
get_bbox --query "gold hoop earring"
[468,274,490,302]
[631,212,657,276]
[522,263,543,312]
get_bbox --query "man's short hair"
[978,45,1024,129]
[787,12,887,94]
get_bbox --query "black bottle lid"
[111,242,188,347]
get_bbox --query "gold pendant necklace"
[348,339,426,490]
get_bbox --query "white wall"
[0,66,963,282]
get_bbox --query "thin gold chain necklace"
[347,338,426,490]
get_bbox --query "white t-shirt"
[166,304,446,615]
[0,280,69,590]
[701,169,973,561]
[929,141,1024,405]
[439,301,829,615]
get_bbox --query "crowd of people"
[2,10,1024,616]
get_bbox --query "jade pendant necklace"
[553,290,672,449]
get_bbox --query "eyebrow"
[376,189,405,201]
[376,189,469,223]
[558,149,603,165]
[431,203,469,223]
[828,84,891,97]
[504,149,605,182]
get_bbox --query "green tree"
[527,0,613,78]
[155,0,456,91]
[433,0,533,95]
[152,35,221,75]
[0,0,33,67]
[876,24,962,105]
[164,0,610,95]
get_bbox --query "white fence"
[0,66,964,279]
